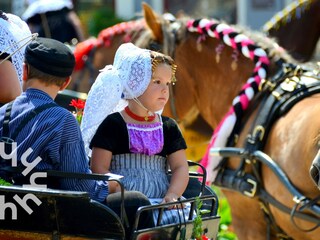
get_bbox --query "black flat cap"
[25,37,75,77]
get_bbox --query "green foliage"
[191,196,203,239]
[0,178,12,186]
[87,7,125,37]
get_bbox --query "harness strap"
[213,147,320,233]
[246,75,320,153]
[2,101,13,139]
[11,102,57,140]
[214,168,259,197]
[1,102,14,158]
[2,102,58,141]
[0,101,58,183]
[279,83,320,115]
[259,200,292,240]
[259,189,320,225]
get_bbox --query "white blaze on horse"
[138,3,320,240]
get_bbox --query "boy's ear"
[22,63,28,82]
[60,76,72,91]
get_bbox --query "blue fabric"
[111,153,192,225]
[111,153,169,198]
[0,88,108,202]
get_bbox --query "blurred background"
[1,0,295,38]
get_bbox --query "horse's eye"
[166,82,172,86]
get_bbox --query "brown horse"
[263,0,320,62]
[139,3,320,240]
[69,19,146,93]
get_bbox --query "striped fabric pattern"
[0,88,108,202]
[111,153,169,198]
[111,153,191,225]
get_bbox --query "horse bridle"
[157,17,320,237]
[143,18,182,122]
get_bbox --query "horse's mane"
[227,22,295,64]
[159,16,296,65]
[262,0,314,32]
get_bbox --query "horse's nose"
[310,164,320,189]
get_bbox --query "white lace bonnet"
[0,12,32,84]
[81,43,152,156]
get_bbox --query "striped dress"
[91,112,190,225]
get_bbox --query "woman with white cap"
[81,42,189,226]
[0,11,32,106]
[22,0,85,45]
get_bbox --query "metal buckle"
[280,77,299,92]
[253,125,265,142]
[259,79,276,92]
[0,137,14,144]
[272,91,281,100]
[293,196,306,204]
[244,178,257,197]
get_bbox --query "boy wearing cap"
[0,37,109,202]
[0,38,154,233]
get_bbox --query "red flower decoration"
[201,235,209,240]
[69,99,86,125]
[69,98,86,109]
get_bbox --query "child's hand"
[108,181,122,193]
[161,192,184,209]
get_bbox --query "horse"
[262,0,320,62]
[69,19,146,93]
[137,3,320,239]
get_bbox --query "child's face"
[138,63,173,112]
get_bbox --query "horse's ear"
[142,2,163,43]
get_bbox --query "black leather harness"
[154,17,320,238]
[214,63,320,239]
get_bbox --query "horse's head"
[311,150,320,189]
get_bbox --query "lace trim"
[0,13,31,84]
[81,43,152,156]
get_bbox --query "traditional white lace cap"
[114,42,152,99]
[81,43,152,156]
[0,12,32,84]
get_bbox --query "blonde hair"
[150,51,177,83]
